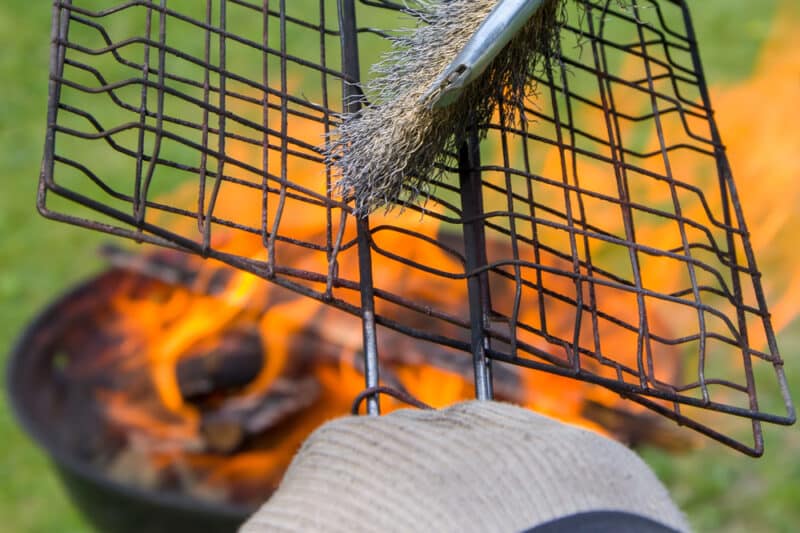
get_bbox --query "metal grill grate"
[38,0,795,455]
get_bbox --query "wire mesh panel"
[38,0,794,454]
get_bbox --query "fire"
[88,9,797,508]
[99,125,618,504]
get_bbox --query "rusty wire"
[37,0,795,455]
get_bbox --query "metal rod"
[459,128,494,400]
[338,0,381,415]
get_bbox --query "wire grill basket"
[38,0,795,455]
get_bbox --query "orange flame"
[713,1,800,336]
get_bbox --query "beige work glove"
[241,400,689,533]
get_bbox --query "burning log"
[200,377,321,454]
[177,329,265,402]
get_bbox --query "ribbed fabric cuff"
[241,400,689,533]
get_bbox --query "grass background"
[0,1,797,531]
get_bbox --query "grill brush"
[328,0,562,215]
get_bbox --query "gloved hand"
[241,400,689,533]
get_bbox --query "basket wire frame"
[37,0,795,455]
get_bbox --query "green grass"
[0,1,795,532]
[0,4,104,531]
[642,317,800,532]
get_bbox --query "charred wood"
[177,329,265,403]
[200,377,321,454]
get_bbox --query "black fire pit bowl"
[6,271,254,533]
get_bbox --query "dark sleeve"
[522,510,683,533]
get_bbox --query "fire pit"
[8,242,695,531]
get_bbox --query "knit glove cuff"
[241,400,689,533]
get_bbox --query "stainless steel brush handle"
[423,0,547,109]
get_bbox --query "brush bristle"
[327,0,563,216]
